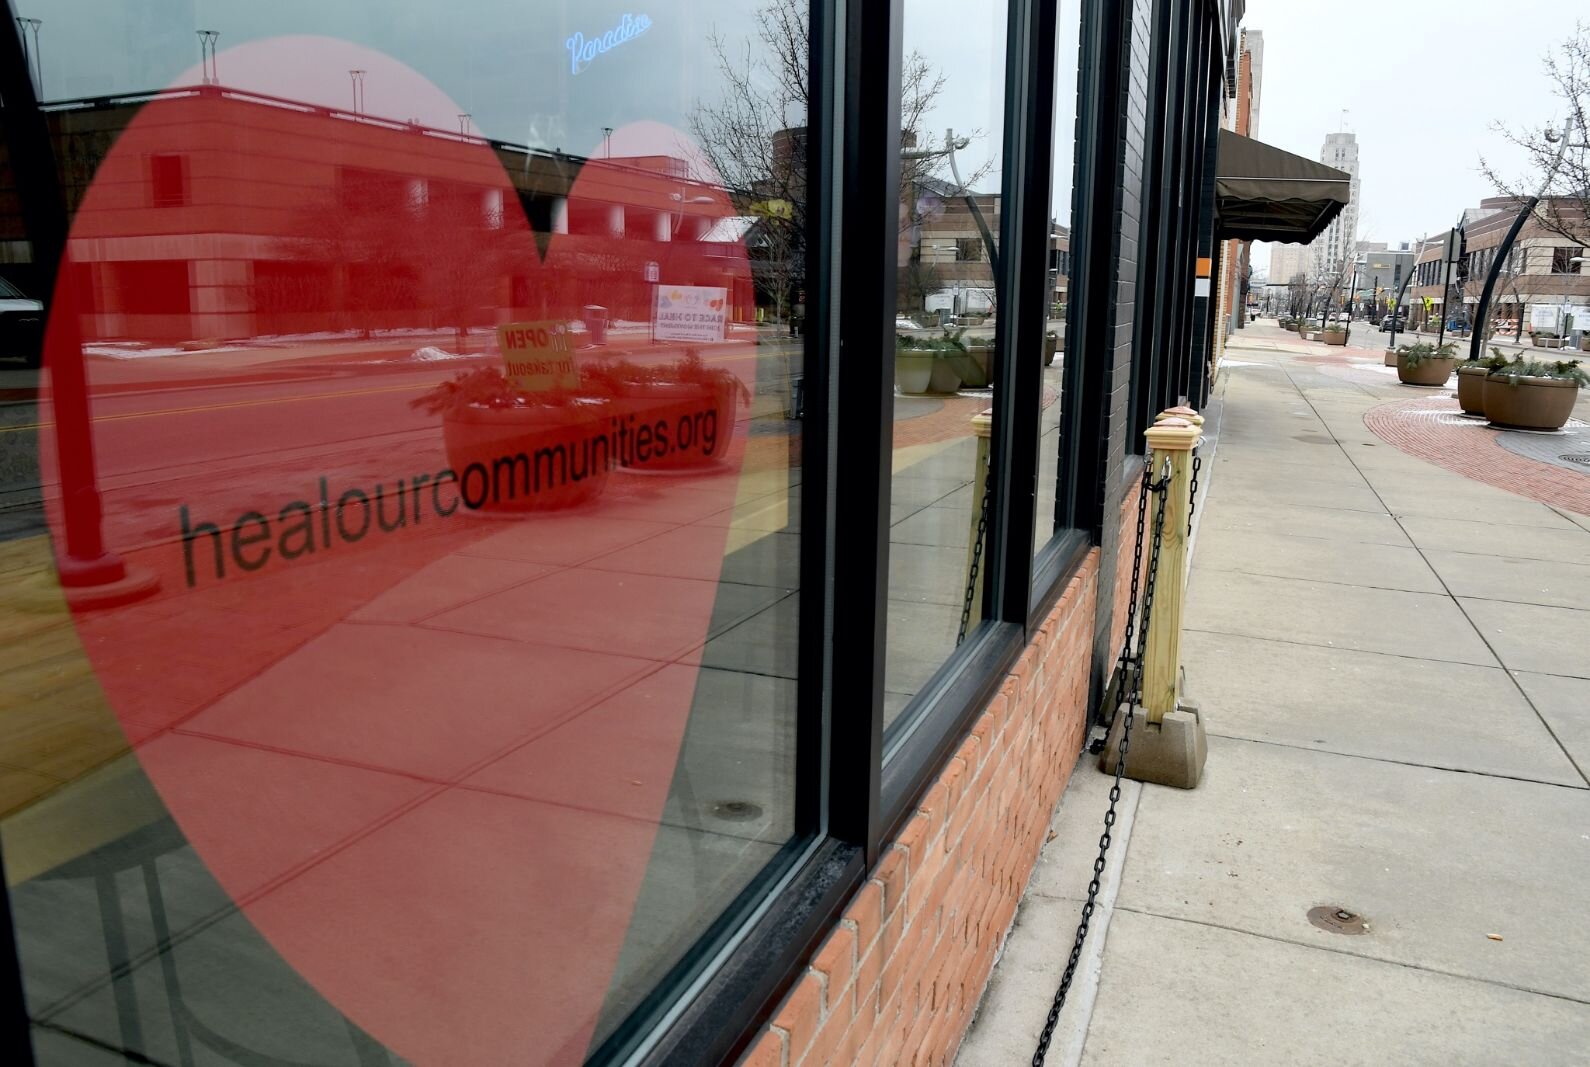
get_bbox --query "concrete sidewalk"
[957,323,1590,1065]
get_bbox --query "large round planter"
[1483,374,1580,431]
[951,347,993,388]
[1396,355,1456,387]
[442,401,610,512]
[612,380,740,471]
[1455,366,1488,415]
[927,356,964,395]
[1042,334,1059,367]
[895,350,933,395]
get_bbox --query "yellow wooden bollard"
[1141,410,1200,724]
[1097,405,1208,789]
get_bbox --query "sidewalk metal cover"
[1214,129,1350,242]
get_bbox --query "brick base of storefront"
[738,552,1100,1067]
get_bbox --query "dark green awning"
[1215,130,1350,242]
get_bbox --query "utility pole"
[16,16,41,97]
[197,29,219,85]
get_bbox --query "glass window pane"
[1,2,810,1062]
[884,0,1007,728]
[1035,1,1083,554]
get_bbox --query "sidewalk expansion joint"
[1111,907,1590,1009]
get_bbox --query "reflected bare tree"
[1481,22,1590,245]
[690,0,980,323]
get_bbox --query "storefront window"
[1,1,808,1062]
[885,0,1008,727]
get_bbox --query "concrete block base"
[1384,349,1398,366]
[1098,700,1208,789]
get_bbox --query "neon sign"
[566,14,652,75]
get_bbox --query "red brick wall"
[738,552,1099,1067]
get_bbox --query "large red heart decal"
[40,35,766,1065]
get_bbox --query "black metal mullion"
[1061,0,1127,545]
[1153,0,1188,417]
[993,0,1057,623]
[1130,0,1173,447]
[829,0,902,867]
[1187,8,1224,407]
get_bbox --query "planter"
[1455,366,1488,415]
[442,401,611,512]
[1483,374,1580,431]
[952,346,993,388]
[927,356,964,395]
[895,350,963,396]
[1580,337,1590,353]
[612,380,740,471]
[1042,333,1059,368]
[1396,354,1456,387]
[895,350,933,394]
[1533,337,1563,349]
[1321,331,1347,346]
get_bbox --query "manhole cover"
[1307,906,1370,936]
[1496,422,1590,474]
[710,800,763,822]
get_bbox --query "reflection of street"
[0,330,804,1059]
[0,336,801,542]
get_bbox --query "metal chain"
[1186,451,1202,536]
[1032,456,1172,1067]
[1115,455,1154,684]
[956,453,994,646]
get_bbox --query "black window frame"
[0,0,1171,1062]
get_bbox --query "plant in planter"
[1455,348,1511,416]
[411,367,611,512]
[895,330,966,396]
[1395,340,1459,386]
[581,352,750,471]
[1482,357,1589,431]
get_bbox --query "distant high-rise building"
[1310,131,1360,279]
[1268,242,1310,286]
[1243,31,1263,139]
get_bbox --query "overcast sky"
[1247,0,1569,272]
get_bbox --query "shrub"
[1485,356,1590,386]
[1396,340,1458,367]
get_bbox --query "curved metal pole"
[0,6,123,584]
[1387,255,1419,349]
[1468,113,1580,361]
[1468,203,1536,361]
[944,130,1001,282]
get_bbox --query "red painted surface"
[40,37,757,1064]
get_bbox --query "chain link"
[956,453,994,647]
[1187,451,1202,536]
[1031,456,1172,1067]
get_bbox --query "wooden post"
[1141,409,1201,724]
[963,410,994,624]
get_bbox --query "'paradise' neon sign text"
[566,14,652,75]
